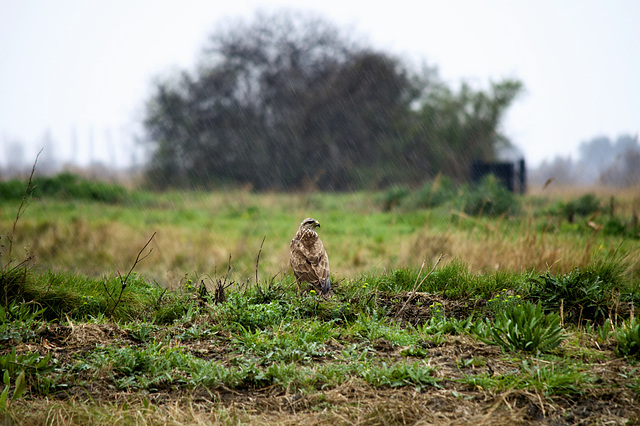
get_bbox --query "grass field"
[1,184,639,282]
[1,178,640,424]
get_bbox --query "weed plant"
[346,310,414,346]
[231,321,333,364]
[517,360,589,396]
[213,293,287,331]
[483,301,566,353]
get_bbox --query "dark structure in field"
[471,159,526,194]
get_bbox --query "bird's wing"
[312,240,330,282]
[316,251,331,295]
[307,239,331,294]
[290,238,320,284]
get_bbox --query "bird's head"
[300,217,320,231]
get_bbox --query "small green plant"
[399,346,429,358]
[175,323,216,341]
[596,319,614,344]
[0,350,55,378]
[0,370,26,411]
[93,342,191,390]
[518,360,591,396]
[359,361,439,391]
[485,301,566,353]
[615,317,640,359]
[428,302,444,319]
[128,323,159,343]
[346,311,414,346]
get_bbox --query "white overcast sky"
[0,0,638,170]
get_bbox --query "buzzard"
[289,217,331,296]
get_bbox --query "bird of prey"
[289,217,331,296]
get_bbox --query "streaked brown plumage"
[289,218,331,296]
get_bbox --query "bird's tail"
[320,278,332,296]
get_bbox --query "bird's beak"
[315,220,320,228]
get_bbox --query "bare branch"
[120,232,157,285]
[255,236,266,285]
[5,149,42,269]
[108,232,157,316]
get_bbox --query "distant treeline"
[143,10,522,191]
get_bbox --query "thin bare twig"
[107,232,156,315]
[211,255,234,304]
[120,232,156,284]
[224,253,232,285]
[255,236,266,285]
[395,254,444,319]
[5,149,42,269]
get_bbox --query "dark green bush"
[562,194,601,218]
[411,176,457,208]
[379,185,410,212]
[459,175,519,217]
[602,217,640,239]
[0,179,29,200]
